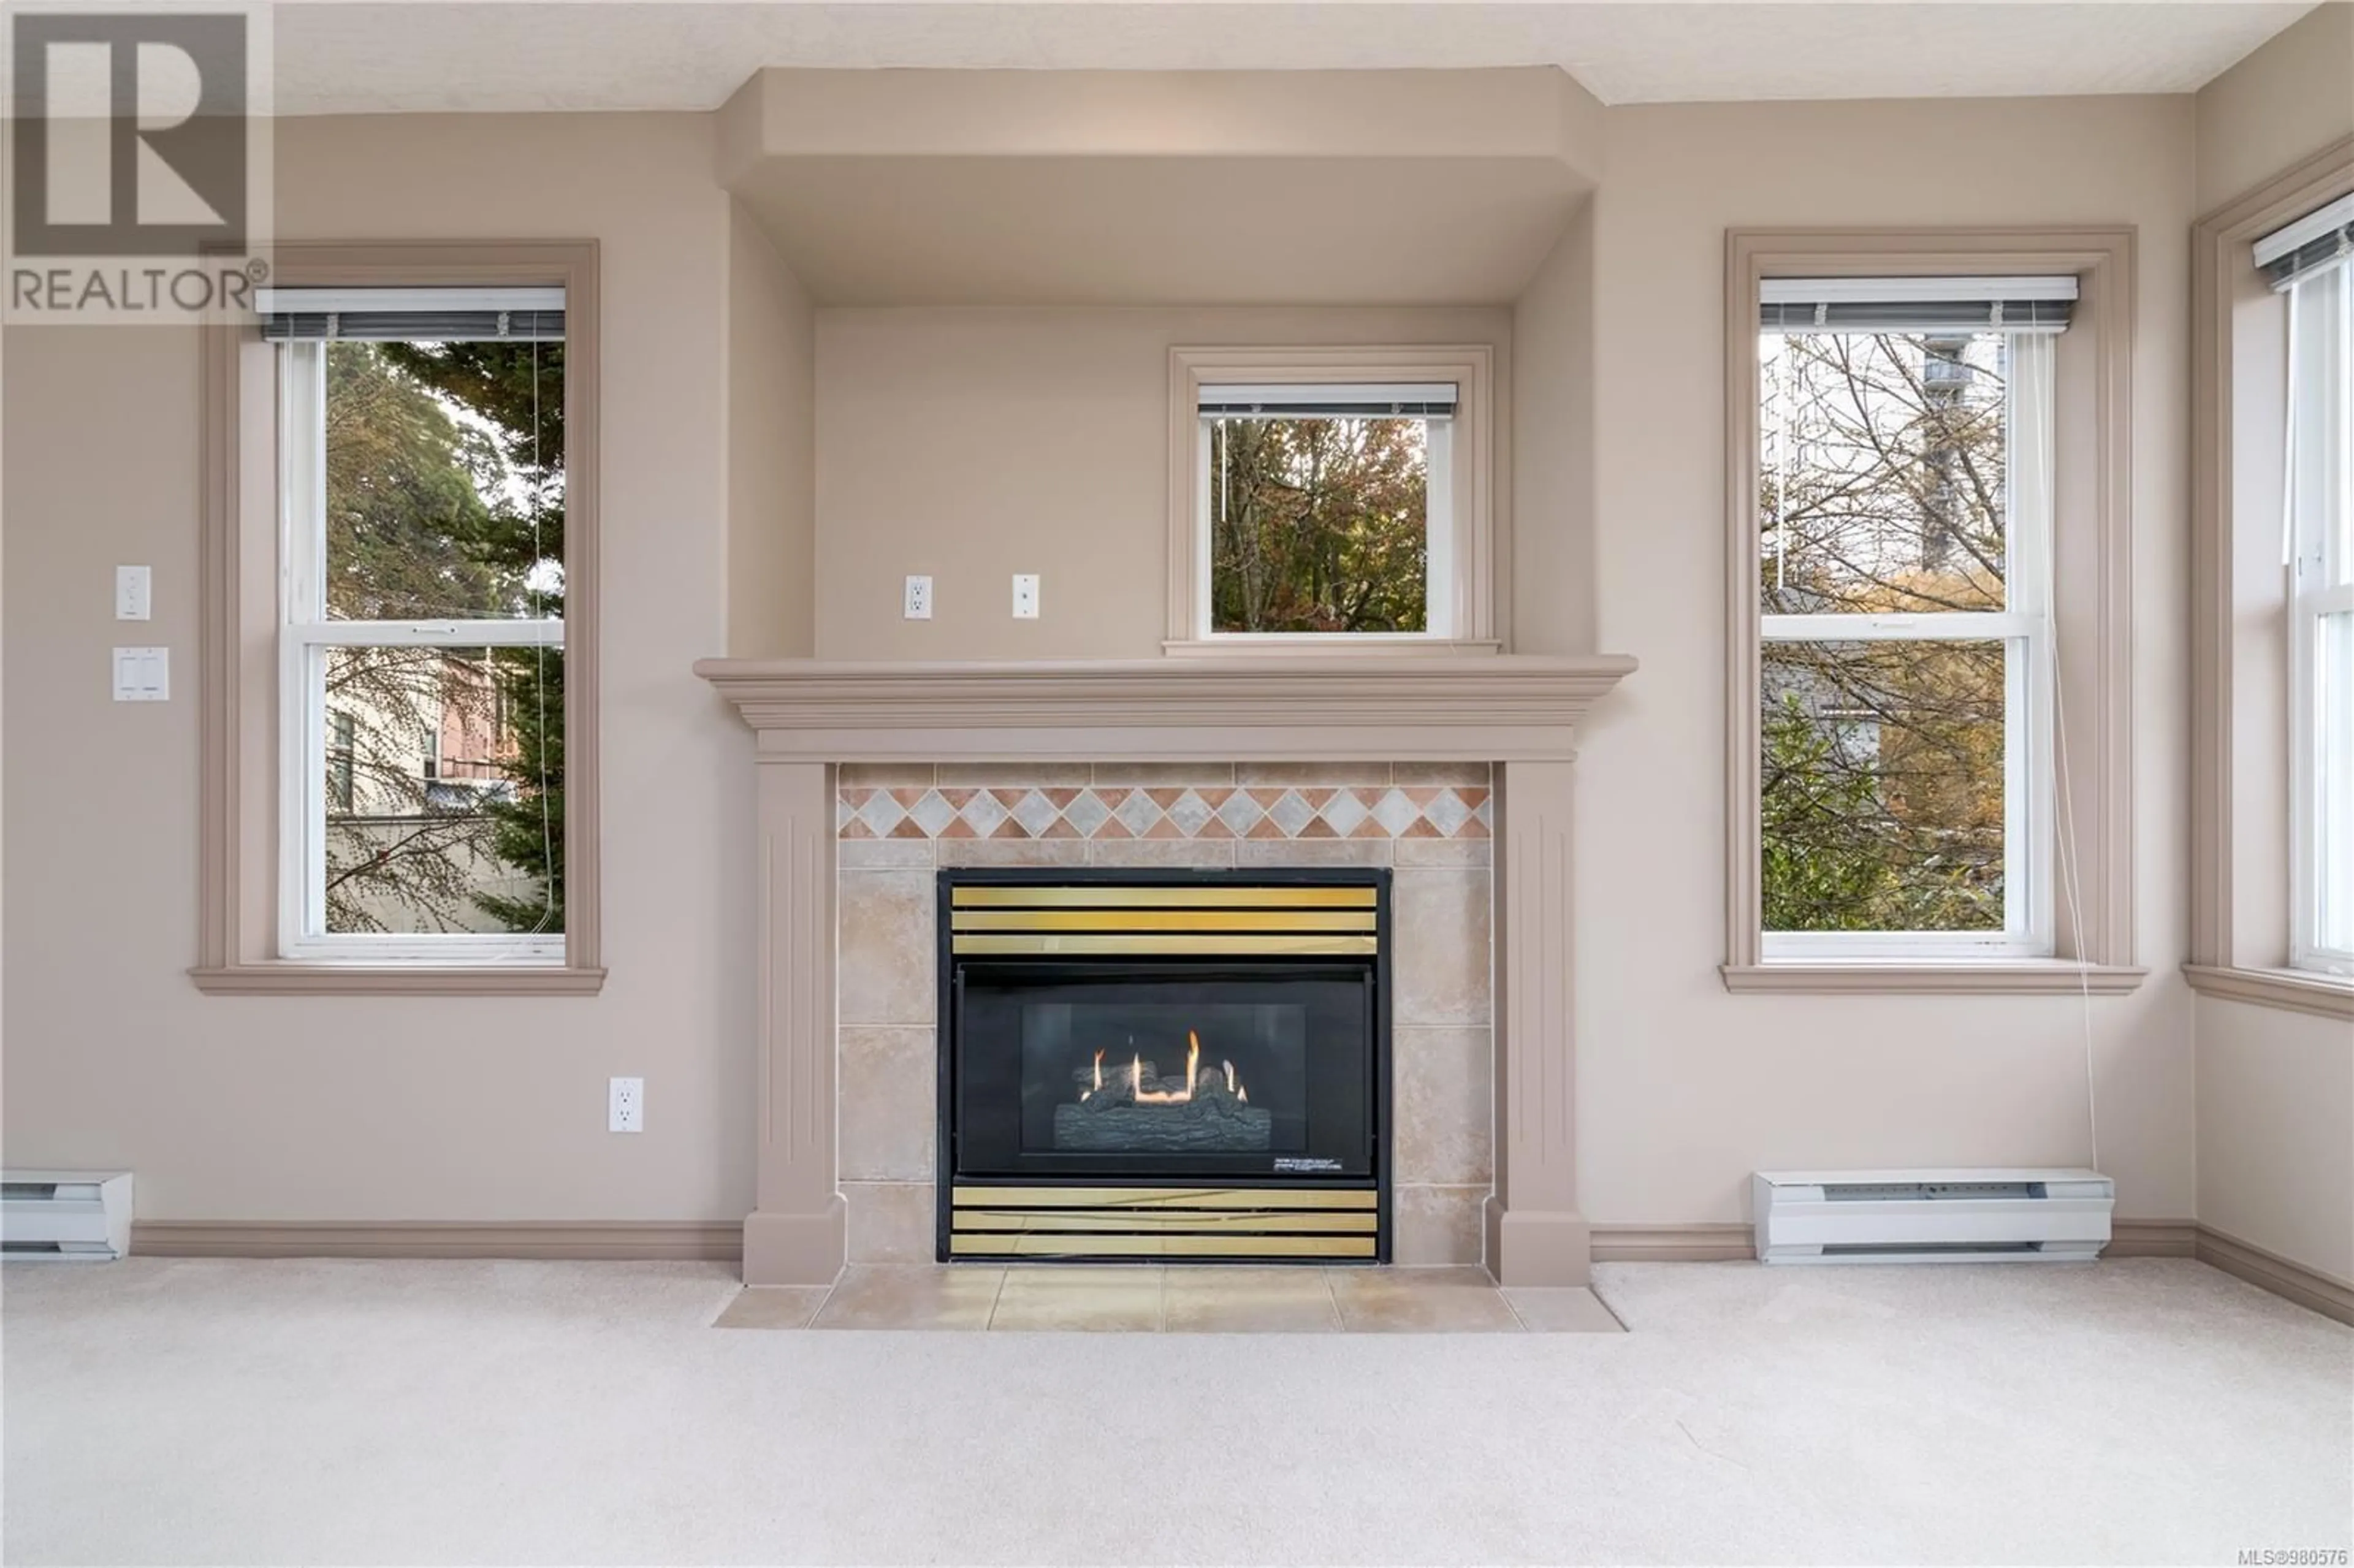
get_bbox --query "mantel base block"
[743,1199,847,1288]
[1487,1200,1594,1287]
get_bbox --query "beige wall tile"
[1394,1184,1490,1266]
[843,1181,936,1263]
[714,1287,831,1329]
[1395,838,1490,868]
[839,763,937,789]
[1235,762,1393,788]
[839,1026,938,1181]
[937,763,1092,788]
[1091,763,1235,786]
[838,871,937,1025]
[1392,868,1492,1026]
[838,839,935,869]
[1236,839,1393,867]
[990,1266,1165,1331]
[1329,1265,1518,1330]
[812,1265,1002,1330]
[936,838,1089,867]
[1090,840,1238,869]
[1162,1267,1343,1332]
[1393,1027,1494,1186]
[1391,761,1493,788]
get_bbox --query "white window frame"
[1758,327,2059,962]
[274,337,565,967]
[1165,346,1498,655]
[2286,256,2354,976]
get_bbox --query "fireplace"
[937,869,1391,1263]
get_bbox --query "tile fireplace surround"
[696,656,1635,1289]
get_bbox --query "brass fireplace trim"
[949,881,1383,957]
[948,1184,1381,1260]
[950,1233,1377,1258]
[954,1186,1378,1210]
[951,885,1377,908]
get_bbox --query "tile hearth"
[714,1265,1625,1334]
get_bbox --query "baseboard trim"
[2108,1219,2200,1258]
[132,1220,744,1262]
[1588,1224,1753,1263]
[2194,1226,2354,1326]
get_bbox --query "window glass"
[1205,413,1435,634]
[284,326,565,953]
[1758,325,2051,950]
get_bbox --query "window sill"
[1720,960,2149,996]
[190,964,606,997]
[2181,964,2354,1022]
[1162,637,1503,658]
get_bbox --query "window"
[272,289,566,962]
[1758,280,2066,958]
[2186,158,2353,1019]
[1199,383,1452,636]
[191,244,600,994]
[1724,230,2141,994]
[1165,347,1496,652]
[2273,199,2354,975]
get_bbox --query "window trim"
[1721,228,2143,996]
[2187,139,2354,1021]
[1164,344,1501,656]
[191,240,603,996]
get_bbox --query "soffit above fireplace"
[693,655,1636,763]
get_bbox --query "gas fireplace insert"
[937,869,1392,1263]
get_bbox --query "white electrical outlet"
[608,1076,644,1133]
[115,565,151,621]
[904,575,933,620]
[1012,573,1040,619]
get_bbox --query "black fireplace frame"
[935,866,1393,1264]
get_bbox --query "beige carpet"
[4,1256,2347,1565]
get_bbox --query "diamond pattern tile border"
[838,782,1492,842]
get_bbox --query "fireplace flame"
[1083,1030,1251,1109]
[1131,1030,1208,1105]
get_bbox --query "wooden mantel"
[693,654,1636,761]
[696,653,1637,1290]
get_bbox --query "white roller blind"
[1760,275,2078,334]
[256,286,565,341]
[1198,382,1456,417]
[2255,194,2354,292]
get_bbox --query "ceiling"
[267,1,2318,116]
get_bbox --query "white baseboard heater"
[1,1171,133,1262]
[1752,1168,2112,1264]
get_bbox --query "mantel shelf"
[694,654,1636,763]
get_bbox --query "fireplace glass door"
[953,966,1375,1181]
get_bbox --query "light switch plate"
[115,565,151,621]
[1012,573,1040,619]
[904,575,933,620]
[112,646,168,701]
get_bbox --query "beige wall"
[2,113,763,1222]
[2185,4,2354,1289]
[2195,997,2354,1282]
[1509,199,1596,657]
[1575,94,2201,1226]
[2,77,2333,1253]
[811,305,1510,660]
[2195,2,2354,213]
[725,203,817,657]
